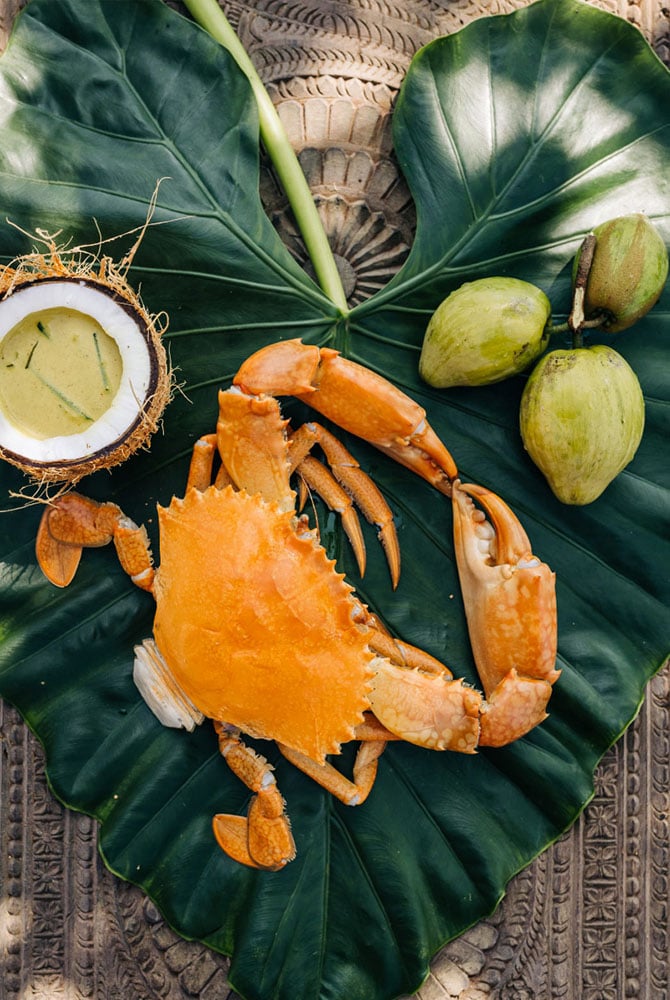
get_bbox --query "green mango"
[519,345,645,505]
[576,214,668,332]
[419,277,551,387]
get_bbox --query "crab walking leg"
[366,625,453,678]
[355,713,401,741]
[233,339,458,494]
[293,454,368,578]
[452,481,559,747]
[217,387,399,584]
[186,434,218,491]
[186,433,235,492]
[278,739,387,807]
[36,509,85,589]
[37,431,235,592]
[350,606,482,752]
[290,421,401,588]
[214,724,296,871]
[36,493,155,591]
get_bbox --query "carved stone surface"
[0,1,668,999]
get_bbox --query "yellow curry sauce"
[0,307,123,438]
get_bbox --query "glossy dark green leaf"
[0,2,668,999]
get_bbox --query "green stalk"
[182,0,349,314]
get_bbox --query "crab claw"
[452,481,559,747]
[233,339,457,495]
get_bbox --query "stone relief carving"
[0,1,668,998]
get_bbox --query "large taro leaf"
[0,1,668,999]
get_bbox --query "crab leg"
[36,493,155,591]
[233,339,457,495]
[348,604,483,752]
[214,725,296,871]
[452,481,559,747]
[366,626,452,678]
[278,739,387,807]
[36,431,232,593]
[290,422,400,587]
[217,388,400,585]
[186,433,235,492]
[186,434,218,490]
[292,453,368,578]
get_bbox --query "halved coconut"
[0,249,171,486]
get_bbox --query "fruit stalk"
[568,232,596,346]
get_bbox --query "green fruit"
[519,345,645,505]
[576,214,669,332]
[419,276,551,388]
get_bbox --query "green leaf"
[0,2,668,1000]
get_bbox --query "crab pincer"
[451,481,559,747]
[227,338,458,587]
[233,339,458,495]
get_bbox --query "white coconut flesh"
[0,278,161,471]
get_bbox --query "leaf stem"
[181,0,349,314]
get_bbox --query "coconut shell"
[0,246,172,487]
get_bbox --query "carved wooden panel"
[0,1,668,998]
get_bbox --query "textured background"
[0,1,668,998]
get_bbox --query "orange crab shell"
[152,485,376,762]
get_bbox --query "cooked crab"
[36,339,558,871]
